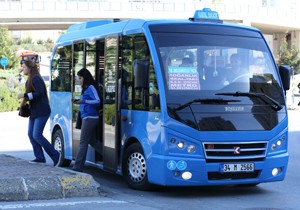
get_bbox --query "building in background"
[1,0,299,59]
[1,0,299,106]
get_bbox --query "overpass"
[1,0,300,35]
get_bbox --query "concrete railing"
[0,0,299,31]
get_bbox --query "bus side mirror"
[134,60,149,89]
[279,65,291,91]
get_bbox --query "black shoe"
[53,152,61,167]
[29,159,46,164]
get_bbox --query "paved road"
[1,109,300,209]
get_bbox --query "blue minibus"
[50,8,291,189]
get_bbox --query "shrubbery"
[0,25,54,113]
[11,37,54,54]
[104,104,116,125]
[0,70,25,112]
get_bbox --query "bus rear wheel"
[122,142,151,190]
[52,129,71,167]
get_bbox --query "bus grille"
[203,141,267,163]
[203,141,267,180]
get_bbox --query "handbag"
[18,103,30,117]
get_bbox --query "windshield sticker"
[168,66,200,90]
[225,106,245,112]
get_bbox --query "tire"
[52,129,71,167]
[122,142,151,190]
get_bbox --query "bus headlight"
[270,134,286,151]
[187,145,196,153]
[271,143,277,150]
[168,134,201,156]
[177,141,185,149]
[276,140,282,146]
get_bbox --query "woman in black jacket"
[18,60,60,166]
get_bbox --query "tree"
[0,26,19,69]
[21,37,33,45]
[36,39,44,45]
[277,38,300,74]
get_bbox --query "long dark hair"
[77,68,100,97]
[23,60,48,104]
[24,60,41,92]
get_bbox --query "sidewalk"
[0,154,100,201]
[0,111,100,202]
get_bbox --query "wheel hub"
[54,136,62,152]
[128,152,147,183]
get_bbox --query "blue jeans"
[28,114,59,163]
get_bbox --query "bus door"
[72,41,85,158]
[93,39,105,162]
[102,36,120,172]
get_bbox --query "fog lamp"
[272,168,279,176]
[182,171,192,180]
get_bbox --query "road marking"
[0,200,127,209]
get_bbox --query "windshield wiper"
[215,91,283,111]
[173,98,240,111]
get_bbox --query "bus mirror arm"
[149,93,160,109]
[142,92,159,110]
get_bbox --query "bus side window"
[122,34,160,112]
[51,46,72,92]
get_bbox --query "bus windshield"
[152,30,285,131]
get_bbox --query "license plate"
[220,163,254,173]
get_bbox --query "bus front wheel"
[122,142,151,190]
[52,129,71,167]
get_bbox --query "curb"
[0,155,100,201]
[0,172,100,201]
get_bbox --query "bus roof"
[55,17,261,46]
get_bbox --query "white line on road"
[0,200,127,209]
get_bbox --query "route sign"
[0,57,8,68]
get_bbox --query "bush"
[0,84,20,112]
[104,104,116,125]
[0,73,25,112]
